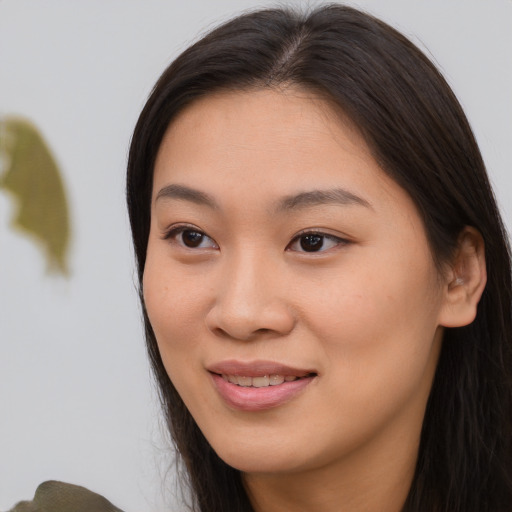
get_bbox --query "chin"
[221,453,303,475]
[210,436,315,475]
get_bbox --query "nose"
[205,252,296,341]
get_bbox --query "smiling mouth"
[219,373,316,388]
[209,366,317,410]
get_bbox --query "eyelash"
[163,224,218,249]
[162,224,349,253]
[286,230,349,253]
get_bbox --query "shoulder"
[8,480,124,512]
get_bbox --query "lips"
[221,374,300,387]
[207,360,317,411]
[207,360,315,378]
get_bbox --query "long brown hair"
[127,5,512,511]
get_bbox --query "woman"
[125,3,512,512]
[11,4,512,512]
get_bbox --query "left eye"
[287,232,345,253]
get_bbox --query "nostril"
[210,326,232,339]
[254,328,272,335]
[208,325,287,342]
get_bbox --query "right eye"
[164,225,218,249]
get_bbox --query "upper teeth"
[221,374,298,387]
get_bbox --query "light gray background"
[1,0,511,510]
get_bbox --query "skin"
[143,88,484,512]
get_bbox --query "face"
[143,88,448,477]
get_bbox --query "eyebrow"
[155,184,218,209]
[275,188,372,212]
[155,183,372,213]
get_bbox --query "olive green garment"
[7,481,125,512]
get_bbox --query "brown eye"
[288,232,347,253]
[300,234,324,252]
[182,230,205,248]
[164,225,218,249]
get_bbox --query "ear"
[438,226,487,328]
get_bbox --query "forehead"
[165,86,361,144]
[153,88,387,195]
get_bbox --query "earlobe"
[439,226,487,328]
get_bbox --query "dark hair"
[127,4,512,511]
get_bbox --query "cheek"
[143,250,209,370]
[143,257,218,414]
[301,246,443,398]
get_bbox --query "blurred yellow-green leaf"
[0,116,70,275]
